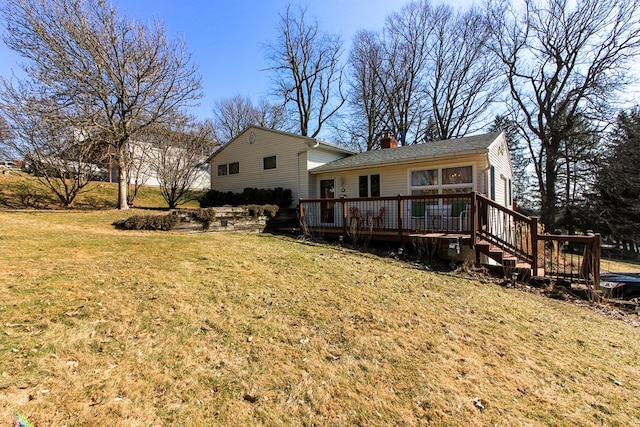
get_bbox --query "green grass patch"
[0,209,639,425]
[0,170,202,209]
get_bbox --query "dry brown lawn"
[1,208,639,426]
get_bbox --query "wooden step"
[502,256,517,267]
[475,240,528,270]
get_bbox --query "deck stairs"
[473,232,542,276]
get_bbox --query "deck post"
[298,200,305,232]
[531,216,539,277]
[470,192,477,248]
[397,195,403,241]
[593,233,601,289]
[341,197,348,237]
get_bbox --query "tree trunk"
[117,145,129,210]
[541,145,558,233]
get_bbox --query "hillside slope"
[0,210,638,426]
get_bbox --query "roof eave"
[309,147,491,174]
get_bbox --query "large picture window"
[411,169,438,187]
[442,166,472,185]
[410,165,473,196]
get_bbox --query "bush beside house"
[113,206,280,233]
[199,187,292,209]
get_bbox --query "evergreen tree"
[594,108,640,256]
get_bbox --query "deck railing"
[298,193,475,238]
[474,194,537,267]
[298,192,600,288]
[538,233,601,288]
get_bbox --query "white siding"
[306,149,353,199]
[209,128,350,205]
[487,134,514,207]
[311,154,489,199]
[210,128,307,202]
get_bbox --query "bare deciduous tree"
[0,114,12,159]
[347,30,387,151]
[146,116,216,209]
[426,5,502,141]
[212,95,291,143]
[255,99,290,131]
[212,95,260,143]
[1,0,202,209]
[347,1,499,148]
[0,80,104,206]
[485,0,640,231]
[265,5,345,138]
[377,1,433,145]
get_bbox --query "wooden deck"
[303,225,473,243]
[299,192,601,289]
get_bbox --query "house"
[107,128,212,190]
[209,126,513,210]
[309,130,513,207]
[208,126,355,203]
[209,126,602,288]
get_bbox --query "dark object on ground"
[199,187,292,208]
[600,272,640,300]
[112,213,180,231]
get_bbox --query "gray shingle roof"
[309,132,502,173]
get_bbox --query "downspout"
[297,150,304,203]
[298,139,320,201]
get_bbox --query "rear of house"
[307,132,514,226]
[300,132,514,265]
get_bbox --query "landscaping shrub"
[199,187,292,208]
[245,204,279,218]
[192,208,216,228]
[112,213,180,231]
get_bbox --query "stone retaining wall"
[172,207,269,233]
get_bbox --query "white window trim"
[407,163,476,195]
[263,155,277,170]
[359,174,381,197]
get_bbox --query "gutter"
[297,138,323,198]
[309,148,490,175]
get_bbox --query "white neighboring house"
[208,126,513,209]
[107,134,212,190]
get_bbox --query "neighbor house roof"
[309,132,503,173]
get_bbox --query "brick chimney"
[380,130,398,149]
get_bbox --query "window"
[411,169,438,187]
[371,174,380,197]
[442,166,472,185]
[358,176,368,197]
[359,174,380,197]
[228,162,239,175]
[263,156,276,170]
[410,165,473,196]
[217,162,239,176]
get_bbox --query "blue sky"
[0,0,474,121]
